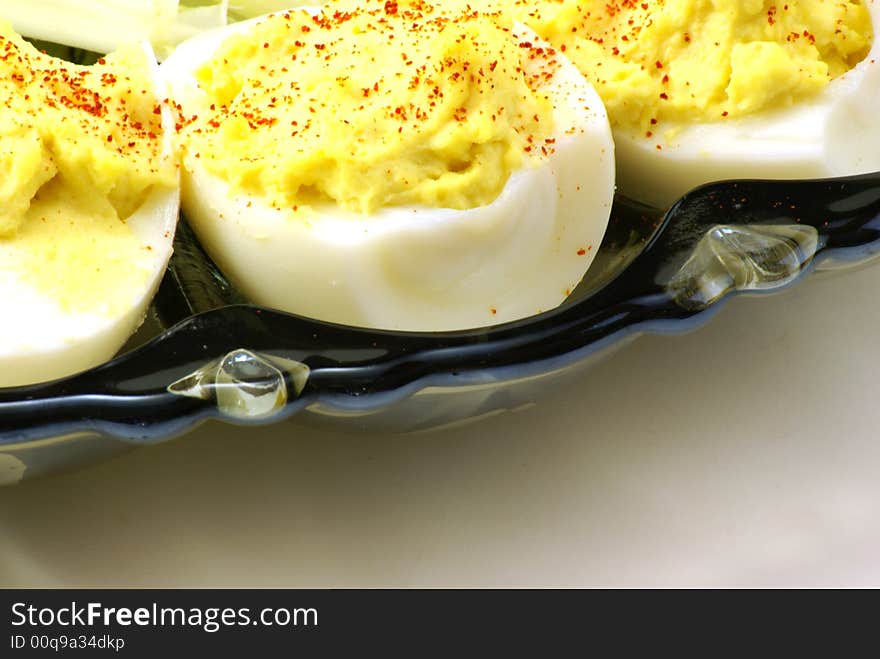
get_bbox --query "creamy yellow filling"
[0,20,174,237]
[500,0,872,132]
[3,178,151,316]
[180,0,555,214]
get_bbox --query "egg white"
[161,11,615,331]
[0,42,180,388]
[614,0,880,208]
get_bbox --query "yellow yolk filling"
[0,21,174,237]
[0,21,174,314]
[181,0,556,214]
[4,178,153,316]
[501,0,872,132]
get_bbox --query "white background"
[2,261,880,587]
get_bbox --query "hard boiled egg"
[0,31,179,387]
[2,0,229,59]
[161,3,615,331]
[611,0,880,208]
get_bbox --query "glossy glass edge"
[1,174,879,449]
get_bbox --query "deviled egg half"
[162,0,615,331]
[0,22,179,387]
[509,0,880,207]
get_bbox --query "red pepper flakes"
[0,23,168,224]
[182,0,559,212]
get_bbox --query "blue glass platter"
[2,172,880,483]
